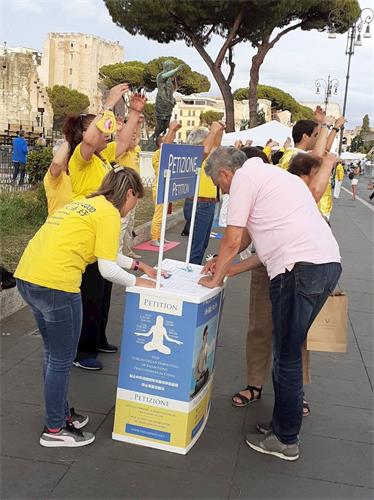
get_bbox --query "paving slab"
[1,456,68,500]
[49,456,232,499]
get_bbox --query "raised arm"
[160,64,185,80]
[325,116,346,153]
[49,141,69,177]
[115,94,147,157]
[203,121,226,158]
[308,153,337,203]
[163,120,182,144]
[80,84,129,161]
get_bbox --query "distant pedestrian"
[12,130,28,186]
[36,133,47,147]
[350,172,358,200]
[333,160,345,199]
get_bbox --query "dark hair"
[271,150,284,165]
[348,172,354,180]
[63,113,96,160]
[288,153,321,177]
[203,326,208,337]
[19,130,25,137]
[292,120,318,144]
[241,146,269,164]
[87,166,144,210]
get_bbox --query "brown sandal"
[232,385,262,407]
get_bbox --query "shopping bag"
[307,292,348,353]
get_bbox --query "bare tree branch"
[268,21,303,48]
[227,46,236,85]
[215,5,244,68]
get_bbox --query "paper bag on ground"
[307,292,348,353]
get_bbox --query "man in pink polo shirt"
[199,146,341,461]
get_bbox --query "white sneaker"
[40,422,95,448]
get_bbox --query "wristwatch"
[133,260,140,271]
[332,126,340,133]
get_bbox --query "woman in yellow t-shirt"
[15,167,156,448]
[62,85,147,370]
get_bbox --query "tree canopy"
[200,110,224,126]
[361,114,370,133]
[104,0,360,130]
[234,85,314,122]
[99,61,146,89]
[99,57,210,95]
[46,85,89,129]
[143,57,210,94]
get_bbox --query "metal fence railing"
[0,146,157,194]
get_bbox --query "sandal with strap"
[303,399,311,417]
[232,385,262,407]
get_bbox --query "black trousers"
[75,262,112,361]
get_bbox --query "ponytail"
[62,113,96,160]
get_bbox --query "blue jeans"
[183,198,216,265]
[17,279,82,429]
[12,162,26,185]
[269,262,342,444]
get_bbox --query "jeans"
[16,279,82,429]
[269,262,342,444]
[76,262,112,361]
[12,161,26,185]
[183,198,216,265]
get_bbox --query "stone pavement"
[1,178,373,499]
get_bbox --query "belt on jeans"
[195,197,217,202]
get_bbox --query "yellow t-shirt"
[69,141,117,199]
[318,182,333,216]
[117,145,141,173]
[43,170,72,215]
[152,148,161,178]
[335,163,344,181]
[278,147,305,170]
[15,196,120,293]
[198,159,217,198]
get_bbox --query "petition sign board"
[156,144,204,204]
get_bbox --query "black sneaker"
[97,343,117,353]
[40,422,95,448]
[73,358,103,370]
[68,408,89,429]
[256,421,272,434]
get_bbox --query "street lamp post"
[315,75,339,111]
[328,8,374,155]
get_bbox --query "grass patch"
[1,186,184,272]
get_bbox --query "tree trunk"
[248,45,269,129]
[211,67,235,132]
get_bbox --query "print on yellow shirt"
[15,196,120,293]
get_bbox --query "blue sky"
[2,0,373,127]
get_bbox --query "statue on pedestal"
[154,60,185,139]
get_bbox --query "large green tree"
[234,84,314,122]
[104,0,359,131]
[46,85,90,129]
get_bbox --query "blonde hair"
[87,166,144,210]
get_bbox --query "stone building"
[0,44,53,140]
[39,33,124,113]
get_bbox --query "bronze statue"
[155,60,185,139]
